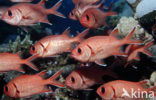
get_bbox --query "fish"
[0,52,38,73]
[79,4,117,28]
[125,41,153,62]
[2,0,65,26]
[72,28,143,66]
[65,60,119,90]
[0,7,8,18]
[10,0,34,2]
[30,28,89,58]
[69,0,104,21]
[72,0,101,5]
[4,69,64,98]
[96,80,156,99]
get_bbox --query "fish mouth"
[96,88,101,96]
[65,81,73,88]
[80,21,90,28]
[1,15,6,20]
[71,54,77,59]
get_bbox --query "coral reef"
[0,34,33,53]
[116,17,153,43]
[0,0,156,100]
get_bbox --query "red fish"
[10,0,34,2]
[79,7,117,28]
[4,69,64,98]
[69,0,104,21]
[125,41,153,62]
[96,80,156,99]
[72,28,142,66]
[2,0,65,26]
[30,28,89,57]
[0,52,38,73]
[65,61,119,90]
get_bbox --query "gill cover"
[4,83,19,98]
[2,8,22,25]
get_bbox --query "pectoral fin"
[95,60,107,67]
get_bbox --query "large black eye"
[71,77,75,83]
[5,86,8,92]
[101,87,105,94]
[31,46,35,51]
[78,48,81,54]
[8,10,12,17]
[86,15,89,21]
[71,12,74,16]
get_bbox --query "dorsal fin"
[62,27,71,37]
[109,28,118,37]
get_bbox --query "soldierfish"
[79,5,117,29]
[72,28,143,66]
[30,28,89,58]
[125,41,153,62]
[0,52,38,73]
[4,69,64,98]
[65,61,119,90]
[10,0,34,2]
[69,0,104,20]
[2,0,65,26]
[96,80,156,99]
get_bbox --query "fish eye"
[77,48,82,54]
[71,12,73,16]
[101,87,105,94]
[86,15,89,21]
[8,10,12,17]
[5,86,8,92]
[31,46,35,51]
[71,76,75,83]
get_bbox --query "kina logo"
[121,88,130,98]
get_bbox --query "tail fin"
[123,27,143,44]
[141,41,154,57]
[75,29,89,42]
[47,69,65,88]
[46,0,66,18]
[23,54,39,71]
[147,86,156,96]
[144,41,154,49]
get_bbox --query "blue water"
[0,0,118,43]
[52,0,118,34]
